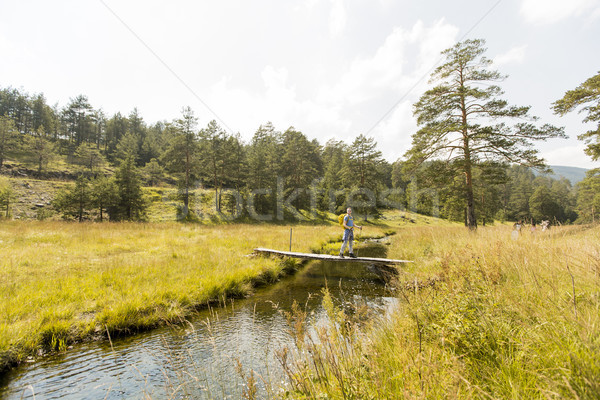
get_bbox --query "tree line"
[0,39,598,225]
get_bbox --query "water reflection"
[1,246,398,399]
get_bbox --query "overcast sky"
[1,0,599,168]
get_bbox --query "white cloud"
[0,33,36,70]
[0,34,11,53]
[206,19,459,160]
[541,144,596,168]
[319,19,458,107]
[329,0,347,36]
[369,101,416,162]
[377,0,396,8]
[261,66,296,106]
[493,45,527,66]
[520,0,600,24]
[207,67,350,138]
[301,0,347,36]
[302,0,321,10]
[317,19,458,160]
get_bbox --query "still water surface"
[1,246,398,399]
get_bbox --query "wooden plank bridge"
[253,248,412,266]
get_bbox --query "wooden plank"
[252,248,412,265]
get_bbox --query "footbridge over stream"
[252,248,413,266]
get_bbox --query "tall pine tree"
[553,71,600,160]
[405,39,565,229]
[161,107,200,217]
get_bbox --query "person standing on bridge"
[339,207,362,258]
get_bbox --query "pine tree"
[342,134,384,218]
[280,127,321,211]
[575,169,600,223]
[31,93,58,136]
[321,140,347,212]
[111,156,146,221]
[140,122,165,165]
[343,134,383,189]
[142,158,164,186]
[74,143,106,173]
[27,126,56,175]
[62,95,95,145]
[246,122,282,216]
[473,162,507,225]
[114,131,141,165]
[529,185,560,222]
[105,112,128,156]
[389,160,409,210]
[405,39,565,229]
[90,176,118,222]
[224,133,247,192]
[553,71,600,160]
[505,166,535,221]
[92,109,106,150]
[199,120,227,212]
[127,108,147,166]
[53,176,92,222]
[160,107,199,217]
[0,116,20,168]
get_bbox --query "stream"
[0,245,399,399]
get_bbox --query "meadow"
[278,224,600,399]
[0,220,380,372]
[2,216,599,399]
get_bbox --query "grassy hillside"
[1,174,459,224]
[1,175,215,222]
[1,177,68,220]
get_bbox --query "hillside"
[1,174,451,225]
[536,165,588,184]
[0,154,589,223]
[1,176,207,222]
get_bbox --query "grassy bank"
[0,220,386,372]
[279,224,600,399]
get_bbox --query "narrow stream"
[0,245,399,399]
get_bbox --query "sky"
[1,0,599,168]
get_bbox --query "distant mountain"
[534,165,588,184]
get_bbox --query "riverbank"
[279,224,600,399]
[0,220,395,373]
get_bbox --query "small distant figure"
[339,207,362,258]
[511,220,523,240]
[530,222,537,234]
[541,220,550,232]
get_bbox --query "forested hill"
[0,84,597,224]
[538,166,588,184]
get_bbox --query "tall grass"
[0,220,380,372]
[278,224,600,399]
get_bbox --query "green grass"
[278,224,600,399]
[3,148,114,176]
[0,220,393,373]
[11,202,590,400]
